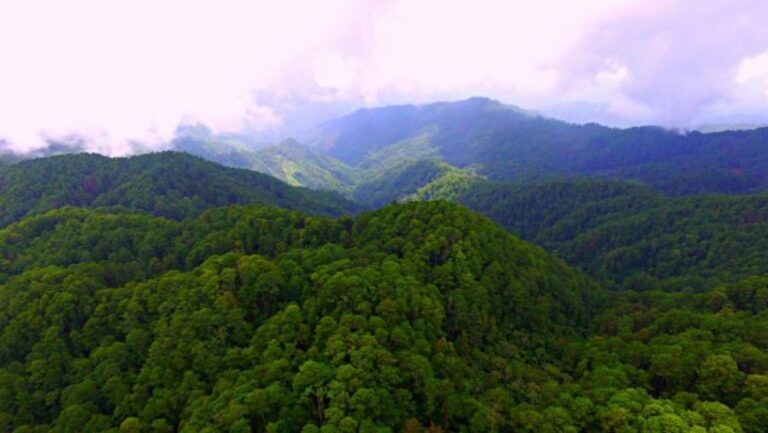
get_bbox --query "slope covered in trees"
[2,102,768,432]
[1,201,766,432]
[350,160,478,208]
[0,152,359,227]
[307,97,768,195]
[0,201,608,432]
[175,135,359,193]
[168,97,768,207]
[455,179,768,290]
[247,139,359,193]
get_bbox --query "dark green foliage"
[457,179,768,289]
[0,152,360,227]
[2,199,766,432]
[2,138,767,432]
[0,201,602,432]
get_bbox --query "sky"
[1,0,768,155]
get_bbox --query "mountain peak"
[277,138,304,149]
[457,96,501,106]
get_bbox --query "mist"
[2,0,768,156]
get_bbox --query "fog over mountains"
[3,0,768,155]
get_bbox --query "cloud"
[0,0,354,154]
[554,0,768,126]
[1,0,767,155]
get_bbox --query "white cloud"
[1,0,768,154]
[736,50,768,99]
[0,0,351,154]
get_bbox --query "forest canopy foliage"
[0,152,359,227]
[0,193,764,431]
[455,179,768,290]
[1,122,767,432]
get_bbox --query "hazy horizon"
[2,0,768,155]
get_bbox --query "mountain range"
[174,97,768,203]
[0,97,767,431]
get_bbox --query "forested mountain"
[0,201,600,432]
[247,140,359,193]
[170,97,768,207]
[175,136,360,193]
[0,201,766,432]
[307,97,768,195]
[2,100,768,432]
[453,179,768,290]
[0,152,359,227]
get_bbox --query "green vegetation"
[308,97,768,196]
[351,160,477,208]
[248,140,359,193]
[3,105,768,432]
[176,130,476,207]
[455,179,768,290]
[173,98,768,214]
[405,165,480,203]
[173,128,359,193]
[1,198,766,432]
[356,130,439,172]
[0,201,608,432]
[0,152,359,227]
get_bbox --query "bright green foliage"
[248,139,359,192]
[352,160,478,207]
[177,132,472,208]
[175,135,360,194]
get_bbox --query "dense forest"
[2,101,768,431]
[0,152,359,227]
[454,179,768,291]
[2,197,767,432]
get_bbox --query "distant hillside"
[454,179,768,289]
[307,97,768,195]
[0,152,360,226]
[174,132,481,206]
[352,159,479,207]
[175,97,768,203]
[248,139,359,192]
[175,136,359,192]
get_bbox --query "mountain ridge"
[169,97,768,201]
[0,151,360,227]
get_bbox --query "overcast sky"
[2,0,768,154]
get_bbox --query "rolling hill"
[0,147,765,431]
[0,152,360,227]
[454,179,768,290]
